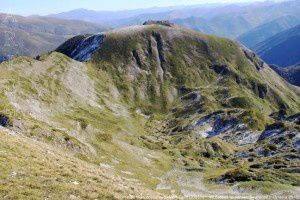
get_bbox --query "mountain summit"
[1,22,299,198]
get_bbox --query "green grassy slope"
[0,130,165,199]
[83,25,300,116]
[0,24,299,198]
[0,52,173,198]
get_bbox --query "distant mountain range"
[47,3,234,27]
[254,24,300,67]
[237,15,300,48]
[0,14,108,62]
[173,0,300,38]
[47,6,193,24]
[48,0,300,38]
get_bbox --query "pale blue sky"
[0,0,279,16]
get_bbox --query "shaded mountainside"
[0,13,109,62]
[1,23,300,198]
[237,15,300,48]
[254,24,300,67]
[270,63,300,86]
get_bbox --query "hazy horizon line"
[0,0,290,17]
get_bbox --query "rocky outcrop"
[56,34,106,62]
[0,114,10,127]
[143,20,175,27]
[210,64,231,75]
[286,113,300,125]
[258,122,286,141]
[181,91,201,104]
[152,31,166,73]
[71,34,106,61]
[132,50,142,68]
[270,112,300,124]
[270,110,287,120]
[0,55,11,63]
[251,82,268,99]
[243,49,265,70]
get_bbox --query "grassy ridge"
[0,24,299,198]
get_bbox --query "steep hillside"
[237,15,300,48]
[270,63,300,86]
[1,23,300,198]
[0,129,164,199]
[254,24,300,67]
[0,13,108,62]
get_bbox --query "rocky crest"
[143,20,175,27]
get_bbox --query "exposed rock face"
[0,114,10,127]
[70,34,106,61]
[56,34,106,62]
[286,113,300,125]
[251,82,268,99]
[132,50,142,67]
[143,20,175,27]
[210,64,231,75]
[0,55,11,63]
[255,115,300,157]
[243,49,265,70]
[151,31,166,72]
[181,91,201,103]
[258,123,286,141]
[270,110,287,120]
